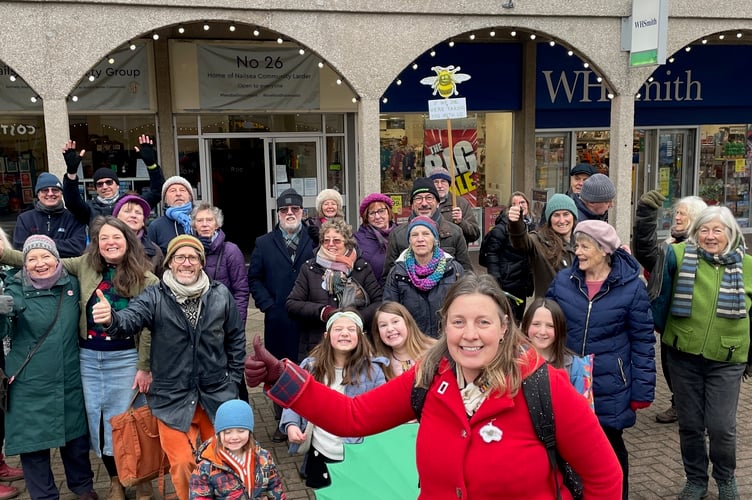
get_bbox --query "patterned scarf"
[670,244,747,319]
[404,247,447,291]
[218,443,254,493]
[166,201,194,234]
[316,247,356,299]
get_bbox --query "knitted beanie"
[113,194,150,219]
[407,215,439,246]
[574,220,621,254]
[164,234,205,266]
[23,234,60,261]
[35,173,62,193]
[428,166,452,183]
[580,174,616,203]
[161,176,194,205]
[569,163,597,177]
[410,178,440,204]
[316,189,343,214]
[544,194,578,223]
[358,193,393,218]
[277,188,303,210]
[92,167,119,184]
[214,399,254,434]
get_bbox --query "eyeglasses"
[367,208,389,218]
[412,194,436,204]
[38,187,61,194]
[172,254,200,264]
[278,206,302,214]
[322,238,344,246]
[95,179,116,188]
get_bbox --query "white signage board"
[428,97,468,120]
[629,0,669,66]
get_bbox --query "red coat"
[269,352,622,499]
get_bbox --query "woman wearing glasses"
[287,218,383,360]
[354,193,395,286]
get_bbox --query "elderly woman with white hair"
[632,191,707,424]
[653,206,752,500]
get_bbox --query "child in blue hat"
[189,400,285,499]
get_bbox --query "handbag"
[340,277,370,309]
[110,392,169,487]
[0,291,64,413]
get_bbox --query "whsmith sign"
[627,0,669,67]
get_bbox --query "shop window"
[699,125,751,228]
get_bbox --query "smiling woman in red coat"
[246,273,622,499]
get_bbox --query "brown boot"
[107,477,125,500]
[0,484,18,500]
[136,481,153,500]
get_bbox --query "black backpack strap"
[522,363,563,500]
[411,385,428,421]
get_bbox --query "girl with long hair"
[279,308,387,489]
[371,301,436,379]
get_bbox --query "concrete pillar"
[153,38,176,177]
[609,93,635,245]
[520,40,538,197]
[42,98,70,179]
[357,97,381,200]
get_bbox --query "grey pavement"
[7,305,752,499]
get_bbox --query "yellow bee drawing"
[420,65,472,98]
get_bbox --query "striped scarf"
[404,247,448,291]
[218,445,255,493]
[670,244,747,319]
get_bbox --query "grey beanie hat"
[580,173,616,203]
[161,176,193,205]
[23,234,60,261]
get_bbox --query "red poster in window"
[423,128,479,207]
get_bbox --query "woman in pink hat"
[354,193,395,285]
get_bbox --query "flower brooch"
[479,420,502,443]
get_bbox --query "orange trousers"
[157,405,215,500]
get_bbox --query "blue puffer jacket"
[546,248,656,430]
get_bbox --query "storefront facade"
[1,1,752,247]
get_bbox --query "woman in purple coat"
[191,202,249,325]
[354,193,395,286]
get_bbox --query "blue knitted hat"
[407,215,439,246]
[214,400,254,434]
[35,172,62,193]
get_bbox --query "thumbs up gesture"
[508,204,522,222]
[92,289,112,326]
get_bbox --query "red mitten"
[244,336,284,387]
[630,401,651,412]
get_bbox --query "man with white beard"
[247,188,315,441]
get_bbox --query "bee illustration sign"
[428,98,467,120]
[422,66,470,120]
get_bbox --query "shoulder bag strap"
[523,363,563,500]
[9,288,65,384]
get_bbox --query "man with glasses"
[384,177,473,276]
[62,135,165,226]
[247,188,314,441]
[429,166,480,244]
[91,234,245,500]
[13,172,86,257]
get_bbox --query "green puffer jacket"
[657,243,752,364]
[1,269,87,456]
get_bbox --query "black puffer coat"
[484,210,534,299]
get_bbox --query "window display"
[698,125,751,228]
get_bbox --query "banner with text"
[197,44,320,110]
[0,65,43,111]
[69,42,152,111]
[423,128,479,207]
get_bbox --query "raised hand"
[508,204,522,222]
[134,134,156,166]
[62,140,85,175]
[91,289,112,326]
[244,336,284,387]
[640,190,666,210]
